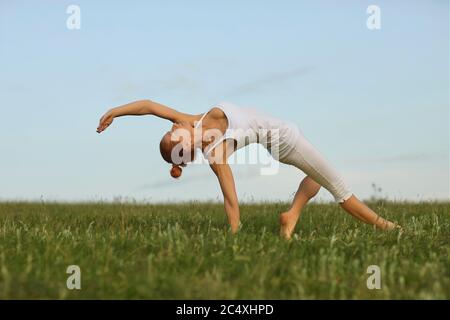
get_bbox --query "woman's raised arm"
[96,100,194,133]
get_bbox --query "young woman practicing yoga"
[97,99,400,239]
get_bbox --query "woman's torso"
[200,101,300,161]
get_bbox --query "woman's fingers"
[96,124,104,133]
[98,122,110,133]
[96,114,112,133]
[96,117,106,133]
[96,121,103,133]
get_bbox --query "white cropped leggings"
[280,131,353,203]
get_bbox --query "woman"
[97,99,400,239]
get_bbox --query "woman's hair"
[159,132,174,164]
[159,132,182,178]
[170,164,182,178]
[160,131,191,179]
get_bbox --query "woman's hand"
[97,109,115,133]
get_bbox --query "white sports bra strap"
[203,134,234,159]
[195,104,235,159]
[194,111,210,129]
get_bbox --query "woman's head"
[159,122,196,178]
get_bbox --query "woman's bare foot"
[280,211,299,240]
[386,221,404,232]
[377,217,403,231]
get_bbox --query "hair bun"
[170,165,182,178]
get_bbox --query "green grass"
[0,201,448,299]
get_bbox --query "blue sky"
[0,0,448,202]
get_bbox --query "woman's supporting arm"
[97,100,193,133]
[209,141,240,233]
[210,162,241,233]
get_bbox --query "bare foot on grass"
[280,211,299,240]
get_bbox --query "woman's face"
[168,121,195,164]
[170,122,194,146]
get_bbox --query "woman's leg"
[339,195,398,230]
[280,179,399,239]
[280,133,400,238]
[280,176,321,239]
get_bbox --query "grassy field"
[0,201,448,299]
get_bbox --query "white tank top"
[195,101,299,161]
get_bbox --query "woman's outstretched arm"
[97,100,194,133]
